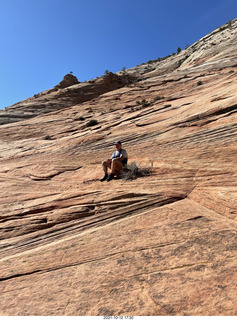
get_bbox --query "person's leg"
[102,160,111,174]
[107,159,123,181]
[100,160,111,182]
[111,159,123,174]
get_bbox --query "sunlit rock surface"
[0,19,237,316]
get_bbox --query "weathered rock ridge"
[0,72,135,125]
[0,19,237,316]
[55,73,80,89]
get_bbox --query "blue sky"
[0,0,236,109]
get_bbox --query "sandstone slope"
[0,19,237,316]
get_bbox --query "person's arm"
[109,152,114,160]
[112,154,125,162]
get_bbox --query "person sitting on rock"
[100,141,128,182]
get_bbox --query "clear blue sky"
[0,0,236,109]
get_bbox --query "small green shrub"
[86,119,98,127]
[141,99,150,108]
[197,81,203,86]
[135,99,150,110]
[78,116,85,121]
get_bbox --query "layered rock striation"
[0,19,237,316]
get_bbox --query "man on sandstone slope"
[100,141,128,182]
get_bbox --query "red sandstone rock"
[0,19,236,316]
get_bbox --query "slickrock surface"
[0,19,237,316]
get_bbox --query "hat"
[114,141,121,145]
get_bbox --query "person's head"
[114,141,122,151]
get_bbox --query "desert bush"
[121,162,152,181]
[86,119,98,127]
[197,81,203,86]
[141,99,150,108]
[136,99,150,109]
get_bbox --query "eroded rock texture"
[0,19,237,316]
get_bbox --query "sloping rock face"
[0,19,237,316]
